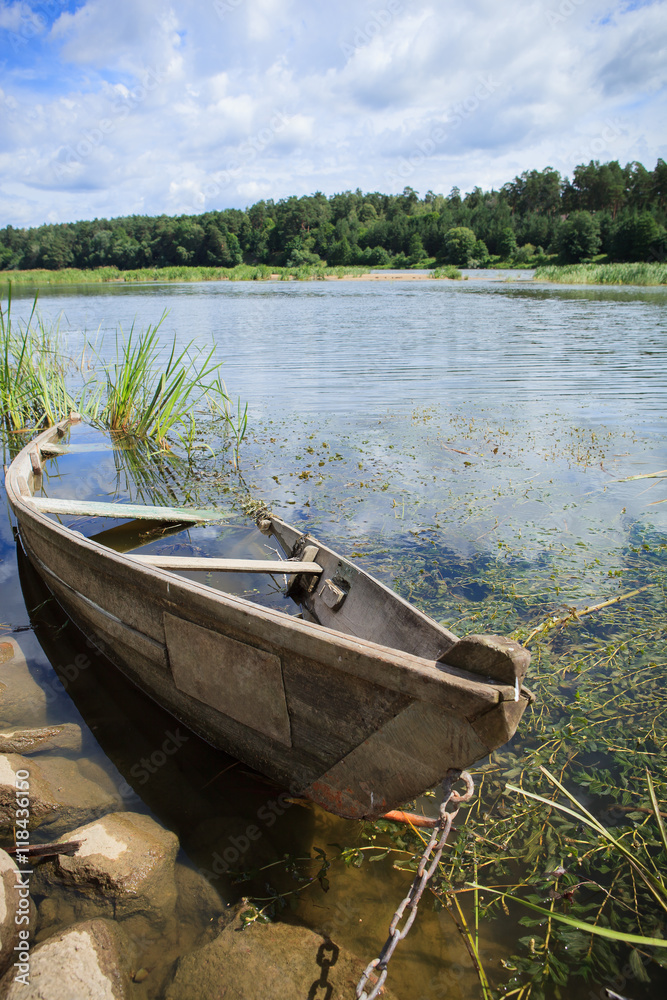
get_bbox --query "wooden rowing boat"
[5,417,533,820]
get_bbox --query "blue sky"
[1,0,665,228]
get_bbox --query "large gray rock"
[165,901,400,1000]
[0,918,131,999]
[31,812,179,924]
[0,724,83,756]
[0,850,20,979]
[0,642,48,727]
[0,754,121,837]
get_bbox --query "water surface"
[2,277,666,999]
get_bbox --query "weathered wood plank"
[26,497,231,523]
[164,613,292,746]
[131,555,322,574]
[40,442,120,456]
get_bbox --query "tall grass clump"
[535,261,667,285]
[0,290,250,461]
[0,263,373,287]
[0,290,84,432]
[432,265,463,279]
[95,314,233,449]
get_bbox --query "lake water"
[2,277,666,999]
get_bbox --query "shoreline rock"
[0,918,132,999]
[0,754,121,838]
[0,643,48,728]
[165,900,400,1000]
[31,812,179,925]
[0,850,20,979]
[0,725,83,756]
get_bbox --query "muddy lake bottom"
[1,278,667,999]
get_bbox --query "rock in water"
[0,754,121,837]
[0,725,83,756]
[31,812,179,924]
[165,901,400,1000]
[0,918,131,999]
[0,642,48,727]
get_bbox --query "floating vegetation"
[534,262,667,286]
[215,404,667,998]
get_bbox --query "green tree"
[363,245,391,266]
[408,234,426,264]
[557,211,601,263]
[327,237,352,265]
[443,226,478,266]
[205,226,242,267]
[497,227,518,259]
[612,213,662,261]
[473,239,490,267]
[0,242,14,269]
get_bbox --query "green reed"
[97,314,227,448]
[534,262,667,286]
[0,264,371,286]
[433,265,463,279]
[0,291,249,460]
[0,289,84,432]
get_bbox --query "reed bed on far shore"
[534,261,667,285]
[0,264,373,286]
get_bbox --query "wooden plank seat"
[24,498,230,523]
[129,555,323,575]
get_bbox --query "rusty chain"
[356,769,475,1000]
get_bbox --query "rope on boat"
[356,769,475,1000]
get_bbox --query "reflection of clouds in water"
[0,562,16,585]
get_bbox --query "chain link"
[356,769,475,1000]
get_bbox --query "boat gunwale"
[5,421,525,711]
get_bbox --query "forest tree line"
[1,159,666,272]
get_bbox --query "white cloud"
[0,0,665,226]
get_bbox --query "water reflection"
[6,279,667,420]
[1,279,666,999]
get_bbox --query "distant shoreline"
[1,261,666,288]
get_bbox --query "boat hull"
[6,422,532,820]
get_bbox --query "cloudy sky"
[1,0,665,228]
